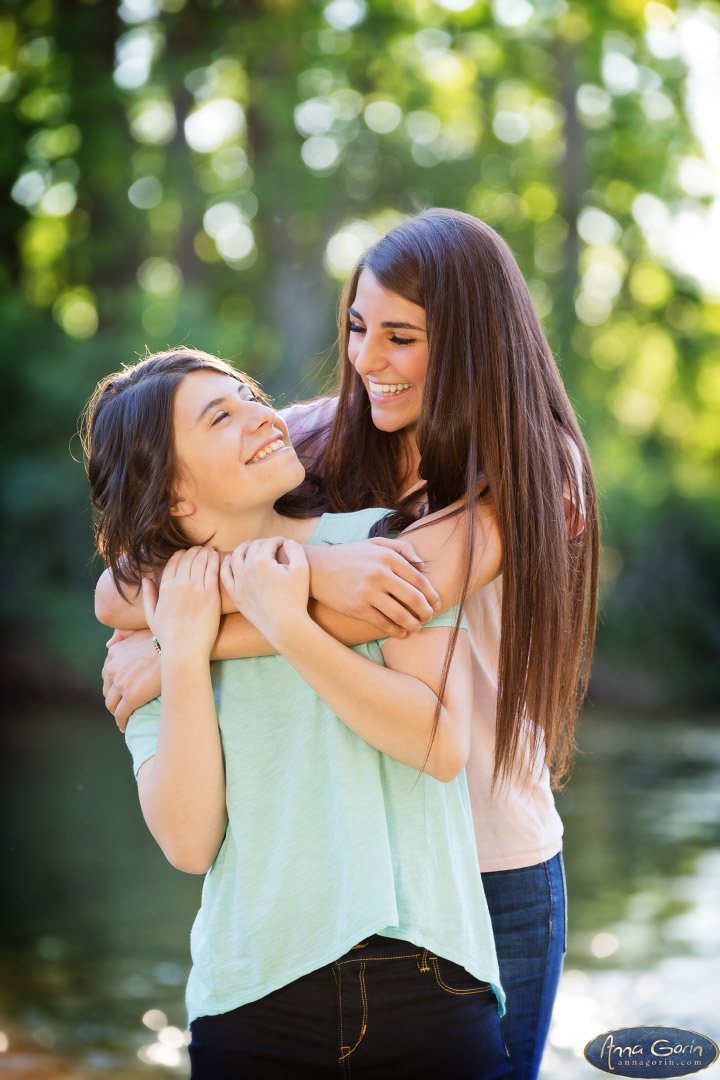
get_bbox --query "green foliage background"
[1,0,719,705]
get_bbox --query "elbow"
[156,832,221,875]
[94,571,122,627]
[94,590,116,628]
[426,723,470,783]
[163,843,216,875]
[428,753,466,783]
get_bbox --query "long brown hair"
[303,208,599,788]
[80,348,316,591]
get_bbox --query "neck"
[398,429,422,496]
[180,505,317,555]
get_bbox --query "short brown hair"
[80,348,265,590]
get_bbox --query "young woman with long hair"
[83,349,510,1079]
[98,208,598,1079]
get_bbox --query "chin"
[369,407,412,434]
[272,453,306,497]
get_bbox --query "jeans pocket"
[428,955,493,997]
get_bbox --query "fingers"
[162,548,187,581]
[233,536,284,570]
[158,546,221,592]
[104,683,122,717]
[371,536,424,567]
[280,538,308,570]
[204,548,220,589]
[381,575,436,624]
[267,536,287,559]
[106,628,133,648]
[189,546,211,585]
[368,539,441,611]
[364,610,409,640]
[386,551,440,612]
[220,555,235,599]
[371,595,425,634]
[244,537,279,565]
[114,700,131,733]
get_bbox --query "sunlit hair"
[299,208,599,788]
[80,348,311,592]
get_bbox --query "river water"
[1,705,718,1077]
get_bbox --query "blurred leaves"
[1,0,719,703]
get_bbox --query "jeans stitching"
[430,957,492,996]
[336,952,421,966]
[559,851,568,954]
[521,858,555,1072]
[338,961,368,1065]
[332,963,347,1073]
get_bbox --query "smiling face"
[170,370,305,540]
[347,268,428,437]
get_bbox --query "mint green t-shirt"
[125,508,504,1024]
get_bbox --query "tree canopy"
[1,0,719,704]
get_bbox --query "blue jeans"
[189,934,510,1079]
[481,852,567,1080]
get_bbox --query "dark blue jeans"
[189,935,510,1079]
[481,852,566,1080]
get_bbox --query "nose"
[247,399,278,433]
[351,332,386,379]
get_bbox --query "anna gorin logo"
[584,1026,719,1077]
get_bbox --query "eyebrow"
[195,382,253,425]
[348,306,425,333]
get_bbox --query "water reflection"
[542,712,720,1078]
[1,706,718,1076]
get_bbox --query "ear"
[169,492,196,519]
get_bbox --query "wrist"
[159,639,213,668]
[303,544,323,601]
[265,610,314,654]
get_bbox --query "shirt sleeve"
[279,397,338,444]
[378,605,469,650]
[125,697,162,780]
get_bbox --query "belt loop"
[417,948,430,972]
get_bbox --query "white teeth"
[370,381,412,395]
[250,438,284,464]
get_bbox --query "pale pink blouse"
[281,397,572,873]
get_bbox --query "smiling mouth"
[247,438,286,464]
[368,380,413,398]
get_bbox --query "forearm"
[307,600,394,646]
[274,616,467,780]
[212,603,387,661]
[211,613,275,659]
[139,655,227,873]
[96,566,240,631]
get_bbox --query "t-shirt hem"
[187,913,399,1026]
[130,747,156,780]
[376,927,505,1017]
[476,840,563,874]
